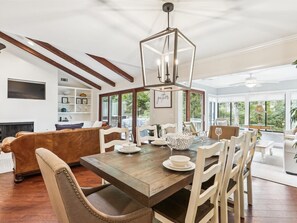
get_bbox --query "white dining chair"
[183,122,199,136]
[99,127,129,185]
[153,141,227,223]
[160,123,177,137]
[136,125,158,146]
[220,133,246,223]
[99,127,129,153]
[239,129,257,218]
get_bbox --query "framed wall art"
[61,97,69,104]
[154,91,172,108]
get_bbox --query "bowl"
[167,134,194,150]
[122,143,136,151]
[63,90,71,95]
[169,155,190,167]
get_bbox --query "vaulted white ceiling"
[0,0,297,89]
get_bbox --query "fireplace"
[0,122,34,142]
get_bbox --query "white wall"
[0,50,58,132]
[149,90,178,126]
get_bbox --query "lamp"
[140,2,196,92]
[255,104,265,124]
[255,104,265,113]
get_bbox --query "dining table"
[80,137,218,207]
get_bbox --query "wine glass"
[183,126,192,136]
[200,131,207,145]
[127,131,134,157]
[159,129,166,149]
[167,135,176,157]
[215,127,222,141]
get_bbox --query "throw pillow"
[92,120,103,128]
[55,123,84,130]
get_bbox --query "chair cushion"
[87,185,149,216]
[153,188,214,223]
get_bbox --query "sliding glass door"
[99,88,150,138]
[121,92,133,131]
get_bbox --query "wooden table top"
[80,138,218,207]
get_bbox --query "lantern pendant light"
[140,2,196,92]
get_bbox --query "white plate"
[115,145,141,154]
[162,160,195,171]
[151,140,168,146]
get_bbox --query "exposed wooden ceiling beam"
[87,54,134,83]
[0,32,101,90]
[29,38,116,87]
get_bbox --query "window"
[137,91,150,127]
[183,90,205,131]
[231,102,245,126]
[249,99,285,132]
[208,97,216,126]
[218,102,231,124]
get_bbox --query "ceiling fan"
[231,74,278,88]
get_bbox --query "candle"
[165,56,169,75]
[175,59,179,78]
[157,59,161,78]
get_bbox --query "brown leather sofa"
[208,125,239,140]
[1,127,117,182]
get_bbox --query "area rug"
[0,152,13,174]
[252,148,297,188]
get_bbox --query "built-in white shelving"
[58,86,92,122]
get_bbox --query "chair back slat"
[202,163,222,182]
[198,183,218,206]
[160,123,177,136]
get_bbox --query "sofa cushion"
[92,120,103,128]
[55,123,84,130]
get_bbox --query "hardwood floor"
[0,166,297,223]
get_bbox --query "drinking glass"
[158,130,166,149]
[183,126,192,136]
[200,131,207,145]
[167,135,176,157]
[127,131,134,157]
[215,127,222,141]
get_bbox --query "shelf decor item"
[76,98,81,104]
[61,97,69,104]
[79,93,87,97]
[82,98,88,105]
